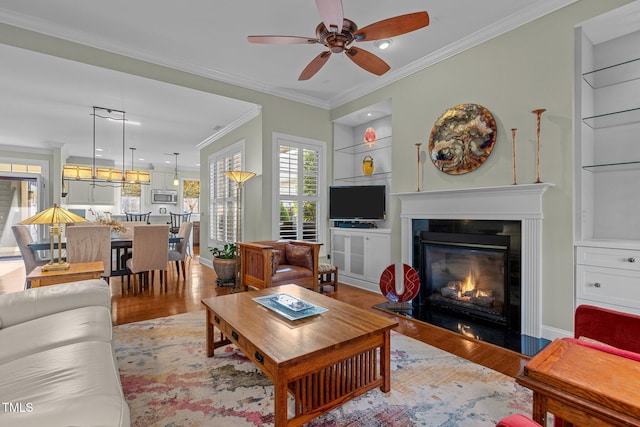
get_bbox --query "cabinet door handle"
[231,331,239,341]
[254,351,264,364]
[594,282,601,288]
[628,257,636,263]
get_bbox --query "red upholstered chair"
[496,414,541,427]
[569,304,640,354]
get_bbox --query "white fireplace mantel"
[394,183,553,338]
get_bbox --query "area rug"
[113,310,532,426]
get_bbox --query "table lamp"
[20,204,87,271]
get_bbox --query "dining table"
[28,236,182,279]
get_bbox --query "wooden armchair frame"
[238,240,322,292]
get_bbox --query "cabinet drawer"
[576,265,640,310]
[576,246,640,271]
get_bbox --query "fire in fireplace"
[418,231,513,327]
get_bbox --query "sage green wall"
[331,0,632,335]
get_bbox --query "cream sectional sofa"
[0,279,130,426]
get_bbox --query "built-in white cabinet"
[330,228,390,292]
[65,180,115,205]
[575,246,640,315]
[574,2,640,314]
[333,117,392,186]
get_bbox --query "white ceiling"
[0,0,576,169]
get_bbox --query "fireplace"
[395,184,553,355]
[420,231,510,325]
[414,219,522,333]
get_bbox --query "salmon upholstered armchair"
[238,240,322,292]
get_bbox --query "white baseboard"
[541,325,572,341]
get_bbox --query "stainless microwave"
[151,189,178,204]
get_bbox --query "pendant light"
[173,152,180,186]
[125,147,150,183]
[62,106,149,185]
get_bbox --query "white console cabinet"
[330,228,390,292]
[574,3,640,314]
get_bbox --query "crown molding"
[0,8,331,110]
[196,104,262,150]
[328,0,578,108]
[0,1,577,111]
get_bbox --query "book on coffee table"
[253,293,328,321]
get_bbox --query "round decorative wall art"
[428,103,497,175]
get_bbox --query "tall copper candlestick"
[532,109,546,183]
[511,128,517,185]
[415,143,422,192]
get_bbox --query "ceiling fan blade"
[299,51,332,80]
[315,0,344,33]
[354,11,429,41]
[345,47,390,76]
[248,35,318,45]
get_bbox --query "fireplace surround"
[395,184,553,350]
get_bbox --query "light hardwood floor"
[1,248,529,378]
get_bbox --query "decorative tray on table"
[253,293,328,321]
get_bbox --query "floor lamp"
[225,170,256,291]
[20,204,87,271]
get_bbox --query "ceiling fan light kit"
[248,0,429,80]
[374,39,392,50]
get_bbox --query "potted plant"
[210,243,237,284]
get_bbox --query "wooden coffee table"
[202,284,398,427]
[516,339,640,426]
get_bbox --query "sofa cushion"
[285,244,313,270]
[0,279,110,328]
[0,340,130,427]
[273,265,313,283]
[0,305,112,364]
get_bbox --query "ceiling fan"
[247,0,429,80]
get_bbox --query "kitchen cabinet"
[65,180,115,205]
[151,171,179,191]
[574,2,640,314]
[330,228,390,292]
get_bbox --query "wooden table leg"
[531,391,548,426]
[206,310,214,357]
[273,376,289,426]
[381,329,392,392]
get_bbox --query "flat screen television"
[329,185,386,221]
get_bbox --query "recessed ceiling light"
[374,39,392,50]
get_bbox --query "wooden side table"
[27,261,104,288]
[516,339,640,426]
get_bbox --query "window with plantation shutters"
[209,142,242,247]
[273,134,325,245]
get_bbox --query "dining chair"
[65,225,111,281]
[118,221,147,239]
[168,212,191,235]
[11,224,49,287]
[168,222,192,280]
[125,224,169,294]
[125,212,151,224]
